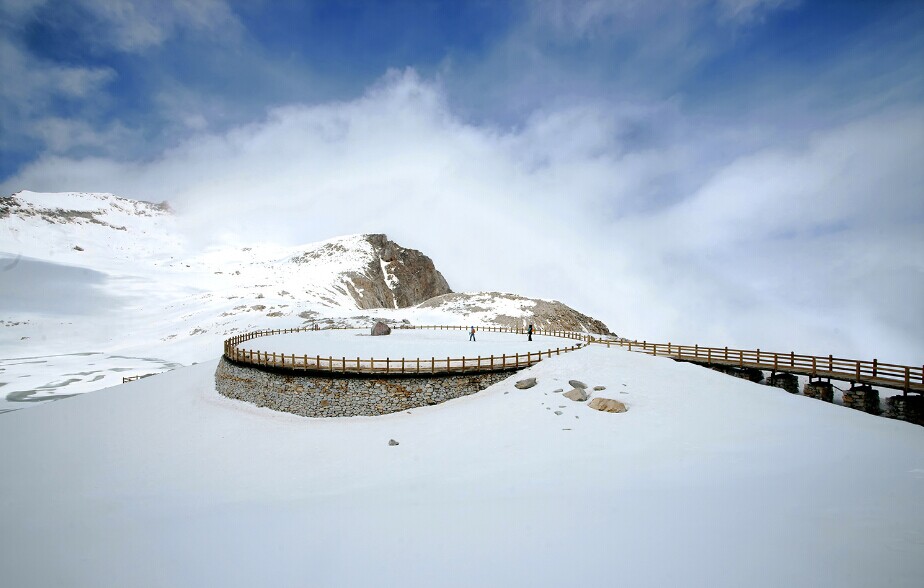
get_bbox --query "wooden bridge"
[591,338,923,394]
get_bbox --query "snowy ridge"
[0,192,607,408]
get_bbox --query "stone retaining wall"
[842,385,881,415]
[803,381,834,402]
[767,372,799,394]
[215,358,512,417]
[886,395,924,425]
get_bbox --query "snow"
[2,192,601,408]
[1,345,922,587]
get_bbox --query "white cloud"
[76,0,242,52]
[2,70,920,364]
[0,0,242,52]
[0,38,115,108]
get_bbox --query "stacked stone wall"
[886,395,924,425]
[842,385,881,415]
[215,358,511,417]
[803,381,834,402]
[767,373,799,394]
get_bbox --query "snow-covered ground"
[1,345,922,587]
[2,191,591,409]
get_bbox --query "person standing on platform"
[527,324,533,341]
[469,326,476,341]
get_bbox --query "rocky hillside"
[416,292,612,335]
[290,234,451,309]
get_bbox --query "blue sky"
[1,0,923,361]
[4,0,921,177]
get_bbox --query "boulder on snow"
[388,439,399,446]
[568,380,588,389]
[563,388,588,402]
[593,385,606,391]
[515,378,537,389]
[588,398,627,413]
[371,321,392,336]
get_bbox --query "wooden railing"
[222,325,593,375]
[122,374,154,383]
[591,338,924,393]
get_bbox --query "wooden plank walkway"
[592,339,924,393]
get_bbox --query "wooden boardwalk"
[592,339,924,393]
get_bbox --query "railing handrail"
[593,338,923,393]
[222,324,595,375]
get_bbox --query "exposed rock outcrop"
[291,234,452,310]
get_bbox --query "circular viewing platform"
[223,325,589,375]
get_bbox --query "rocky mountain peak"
[288,233,452,310]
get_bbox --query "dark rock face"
[343,234,452,310]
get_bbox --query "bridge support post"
[842,384,881,415]
[767,372,799,394]
[803,379,833,402]
[885,395,924,425]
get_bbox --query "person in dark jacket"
[527,324,533,341]
[469,326,476,341]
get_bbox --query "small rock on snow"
[563,388,588,402]
[568,380,588,389]
[388,439,399,446]
[515,377,538,389]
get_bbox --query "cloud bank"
[3,69,921,363]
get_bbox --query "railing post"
[872,359,877,378]
[694,344,698,359]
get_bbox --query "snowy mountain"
[0,191,610,409]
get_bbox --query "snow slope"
[1,191,606,410]
[1,345,921,587]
